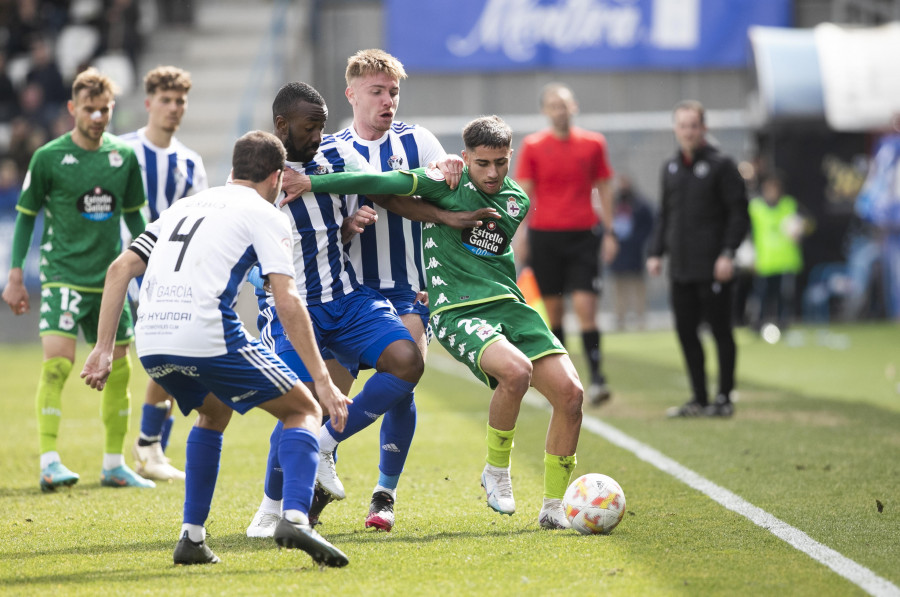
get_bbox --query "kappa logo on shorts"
[448,334,456,347]
[468,350,476,363]
[438,326,447,339]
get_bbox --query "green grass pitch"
[1,323,899,595]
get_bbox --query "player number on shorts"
[168,216,206,271]
[59,287,82,313]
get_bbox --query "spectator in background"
[0,51,20,121]
[93,0,142,75]
[647,100,749,418]
[747,172,805,332]
[515,82,618,406]
[0,158,21,209]
[609,175,654,330]
[25,36,68,106]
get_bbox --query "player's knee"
[497,357,532,396]
[379,340,424,383]
[557,379,584,420]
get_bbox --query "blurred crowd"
[0,0,143,210]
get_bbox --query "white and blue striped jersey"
[335,122,446,293]
[260,135,373,308]
[131,184,295,358]
[119,127,208,222]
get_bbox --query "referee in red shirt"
[515,83,618,406]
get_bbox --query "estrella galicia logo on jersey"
[78,187,117,221]
[388,155,404,170]
[506,197,520,217]
[108,150,123,168]
[461,219,509,257]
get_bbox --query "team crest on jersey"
[315,165,330,175]
[694,161,710,178]
[108,150,123,168]
[388,155,405,170]
[425,166,445,181]
[78,187,117,221]
[59,311,75,331]
[506,197,520,217]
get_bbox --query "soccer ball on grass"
[563,473,626,534]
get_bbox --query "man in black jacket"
[647,100,749,417]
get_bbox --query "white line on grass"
[429,353,900,597]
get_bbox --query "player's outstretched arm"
[268,273,351,431]
[82,250,147,390]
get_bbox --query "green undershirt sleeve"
[309,170,418,197]
[10,211,37,269]
[123,209,147,240]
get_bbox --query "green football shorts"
[431,299,566,389]
[39,285,134,345]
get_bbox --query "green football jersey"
[16,132,147,291]
[411,168,529,315]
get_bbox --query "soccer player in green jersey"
[289,115,585,529]
[1,68,153,491]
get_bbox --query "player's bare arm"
[81,250,147,390]
[268,273,352,432]
[594,178,619,264]
[2,267,29,315]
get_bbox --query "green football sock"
[544,452,577,500]
[36,357,73,454]
[102,355,132,455]
[485,424,515,468]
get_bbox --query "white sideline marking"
[429,354,900,597]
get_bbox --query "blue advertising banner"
[386,0,792,72]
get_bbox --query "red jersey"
[515,127,614,231]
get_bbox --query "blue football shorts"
[139,339,299,416]
[259,285,413,382]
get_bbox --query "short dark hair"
[272,81,326,124]
[232,130,285,182]
[673,99,705,125]
[463,116,512,151]
[462,116,512,152]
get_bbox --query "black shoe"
[308,483,335,526]
[173,531,220,565]
[365,490,395,531]
[666,400,706,418]
[704,395,734,417]
[274,518,349,568]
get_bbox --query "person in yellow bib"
[748,173,807,333]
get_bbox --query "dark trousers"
[670,279,736,402]
[752,273,795,329]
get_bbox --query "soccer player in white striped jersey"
[334,50,457,530]
[119,66,208,482]
[246,81,490,536]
